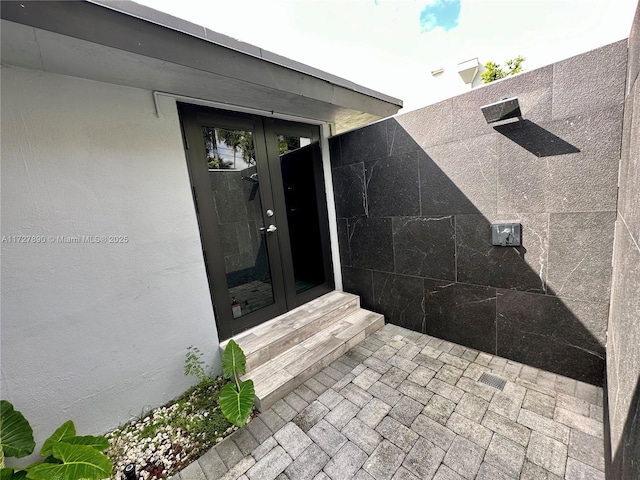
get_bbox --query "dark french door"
[179,104,334,340]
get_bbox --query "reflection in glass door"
[277,135,326,294]
[203,126,276,318]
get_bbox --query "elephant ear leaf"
[221,340,246,379]
[59,436,109,452]
[26,443,111,480]
[1,467,28,480]
[218,379,254,427]
[40,421,76,457]
[0,401,35,465]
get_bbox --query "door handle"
[260,224,277,233]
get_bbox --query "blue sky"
[420,0,461,32]
[136,0,638,111]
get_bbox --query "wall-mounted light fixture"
[457,58,479,85]
[431,68,445,76]
[481,97,522,124]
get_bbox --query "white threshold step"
[244,308,385,411]
[221,291,360,373]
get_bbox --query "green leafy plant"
[481,55,525,84]
[184,345,210,383]
[0,400,111,480]
[107,376,232,479]
[218,340,255,427]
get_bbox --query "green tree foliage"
[217,130,243,169]
[481,55,525,84]
[278,135,300,155]
[204,129,302,169]
[203,127,229,169]
[205,128,255,169]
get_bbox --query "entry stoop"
[220,291,384,411]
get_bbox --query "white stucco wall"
[0,66,221,447]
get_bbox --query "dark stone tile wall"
[496,290,608,378]
[393,216,455,280]
[606,3,640,479]
[496,107,622,214]
[423,280,497,354]
[455,213,549,293]
[330,39,628,386]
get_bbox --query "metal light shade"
[480,97,522,124]
[457,58,479,84]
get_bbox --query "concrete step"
[221,291,360,373]
[244,307,385,411]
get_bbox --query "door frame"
[178,103,334,340]
[262,118,334,307]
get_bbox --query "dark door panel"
[179,105,333,340]
[264,120,334,308]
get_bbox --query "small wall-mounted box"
[491,223,522,247]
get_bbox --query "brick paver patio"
[171,324,605,480]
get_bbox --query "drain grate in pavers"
[478,372,507,390]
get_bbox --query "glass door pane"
[277,135,326,294]
[203,126,276,318]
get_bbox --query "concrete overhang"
[0,1,403,133]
